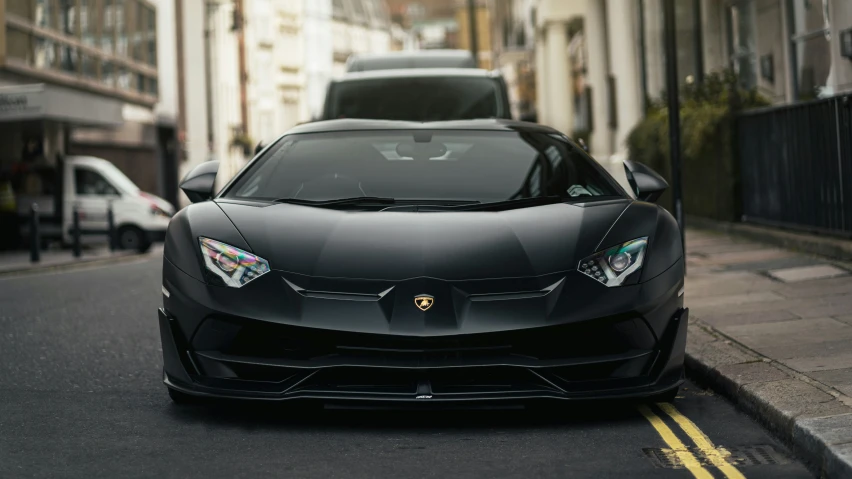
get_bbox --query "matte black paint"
[159,120,686,403]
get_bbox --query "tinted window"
[326,77,503,121]
[223,130,622,203]
[74,168,119,196]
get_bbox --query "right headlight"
[578,237,648,287]
[198,237,270,288]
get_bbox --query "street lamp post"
[467,0,479,67]
[663,0,685,250]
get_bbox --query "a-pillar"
[606,0,644,153]
[585,0,612,157]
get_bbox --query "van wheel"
[118,226,151,252]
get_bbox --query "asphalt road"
[0,253,815,479]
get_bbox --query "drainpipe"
[235,0,249,135]
[175,0,186,161]
[204,1,216,156]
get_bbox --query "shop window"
[75,169,119,196]
[788,0,832,100]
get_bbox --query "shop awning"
[0,83,123,127]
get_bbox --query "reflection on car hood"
[216,199,631,281]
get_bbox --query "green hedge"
[626,71,770,222]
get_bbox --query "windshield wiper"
[444,195,568,211]
[445,195,625,211]
[274,196,398,207]
[273,197,481,208]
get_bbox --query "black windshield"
[222,130,625,204]
[324,77,504,121]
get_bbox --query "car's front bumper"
[159,307,687,404]
[158,258,687,404]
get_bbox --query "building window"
[787,0,832,100]
[35,0,52,29]
[81,0,96,47]
[4,0,158,102]
[727,0,758,90]
[146,7,157,67]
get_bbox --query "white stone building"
[534,0,852,161]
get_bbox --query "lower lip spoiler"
[160,307,689,403]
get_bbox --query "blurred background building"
[531,0,852,161]
[1,0,176,204]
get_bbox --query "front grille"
[193,315,656,364]
[187,315,660,394]
[290,366,558,396]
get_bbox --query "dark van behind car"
[319,69,513,122]
[345,50,477,72]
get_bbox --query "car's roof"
[333,68,501,82]
[350,49,474,60]
[65,155,113,167]
[346,50,476,71]
[282,118,562,136]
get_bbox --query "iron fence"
[737,93,852,237]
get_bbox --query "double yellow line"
[639,402,746,479]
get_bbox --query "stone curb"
[684,319,852,479]
[686,216,852,262]
[0,250,146,278]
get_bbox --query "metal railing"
[737,94,852,237]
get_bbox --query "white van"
[16,155,175,252]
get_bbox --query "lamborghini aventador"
[159,119,687,406]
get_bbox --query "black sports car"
[159,119,687,406]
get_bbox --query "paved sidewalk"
[684,228,852,478]
[0,245,158,275]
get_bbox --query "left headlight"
[578,237,648,287]
[199,237,270,288]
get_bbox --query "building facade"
[488,0,537,120]
[0,0,179,224]
[534,0,852,160]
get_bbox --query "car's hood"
[216,199,632,281]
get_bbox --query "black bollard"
[30,203,40,263]
[107,204,116,252]
[72,208,81,258]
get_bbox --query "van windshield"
[98,161,140,194]
[326,77,503,122]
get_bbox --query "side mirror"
[179,160,220,203]
[623,159,668,203]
